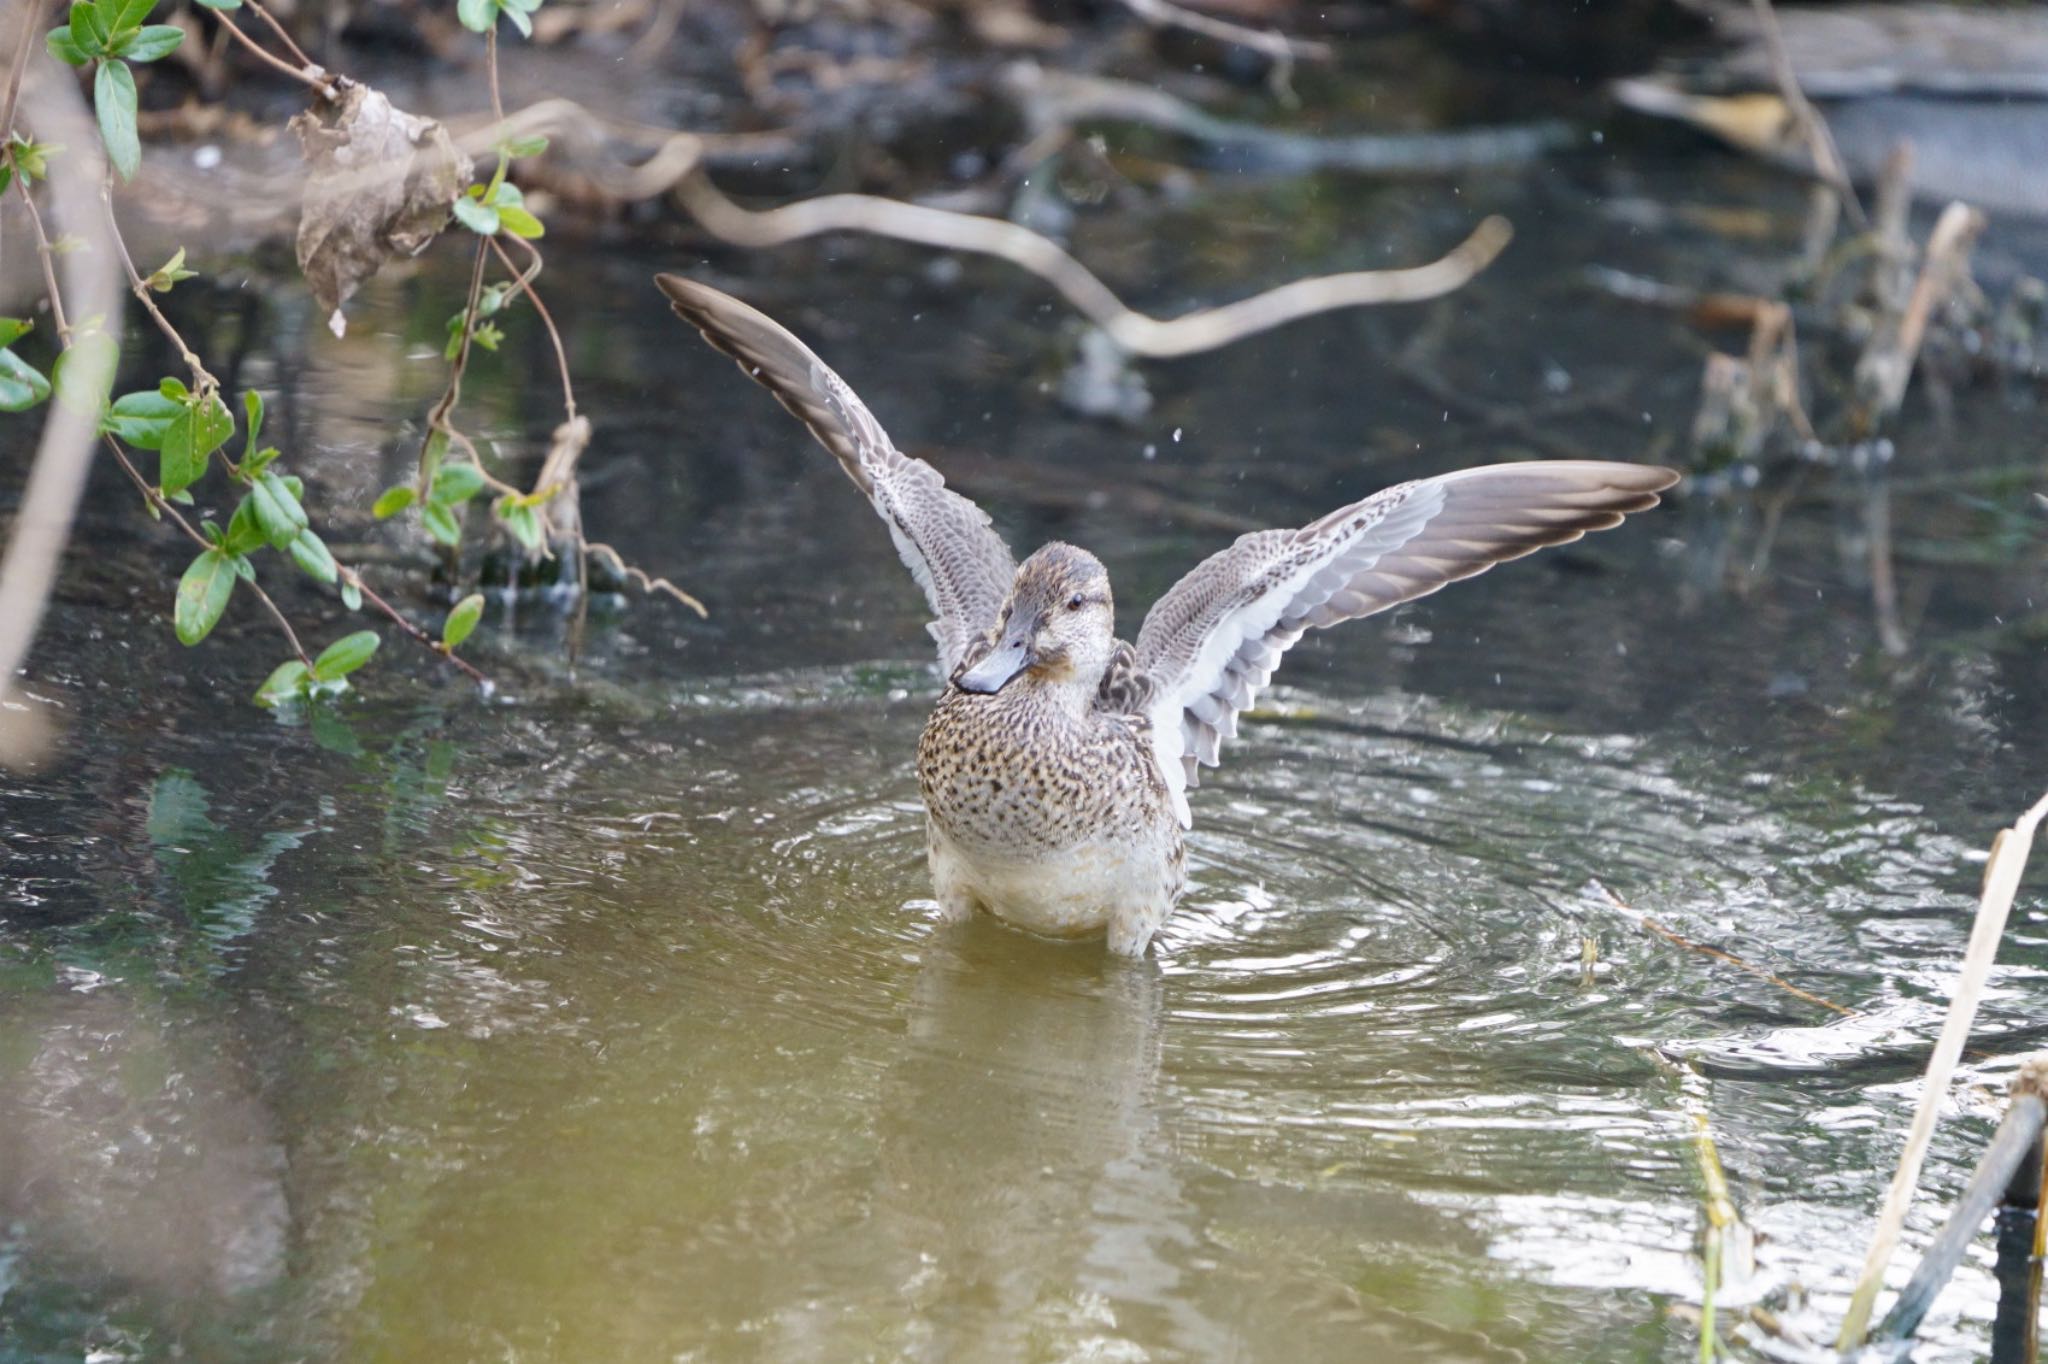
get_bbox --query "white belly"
[928,824,1171,942]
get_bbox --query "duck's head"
[953,543,1115,695]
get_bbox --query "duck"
[657,275,1679,956]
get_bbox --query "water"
[3,99,2047,1361]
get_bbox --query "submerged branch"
[677,172,1512,358]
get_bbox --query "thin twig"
[583,542,708,616]
[490,234,575,419]
[344,570,492,687]
[1590,880,1856,1017]
[0,55,113,770]
[0,0,44,153]
[204,6,338,100]
[103,179,217,388]
[242,0,316,71]
[1837,790,2048,1351]
[1749,0,1866,230]
[100,436,314,665]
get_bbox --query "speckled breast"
[915,688,1173,858]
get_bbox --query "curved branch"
[676,172,1513,358]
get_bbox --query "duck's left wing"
[658,275,1016,673]
[1132,460,1678,826]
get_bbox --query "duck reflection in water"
[660,276,1676,955]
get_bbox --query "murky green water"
[4,96,2047,1362]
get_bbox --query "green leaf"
[68,4,100,58]
[442,593,485,650]
[174,548,235,645]
[340,577,362,611]
[241,388,264,456]
[496,205,544,239]
[499,500,543,552]
[9,137,58,181]
[0,164,10,196]
[191,0,243,9]
[372,485,416,519]
[254,659,308,707]
[502,3,531,36]
[430,461,486,506]
[221,493,266,555]
[94,59,140,182]
[0,350,52,412]
[160,390,233,495]
[113,0,157,34]
[288,528,337,584]
[158,375,187,399]
[116,23,181,60]
[104,388,180,446]
[451,195,499,236]
[46,26,89,65]
[420,500,461,548]
[0,318,32,348]
[455,0,493,31]
[311,630,379,682]
[502,134,549,159]
[145,245,197,292]
[471,321,503,352]
[249,470,308,549]
[52,330,117,416]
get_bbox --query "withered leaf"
[291,83,472,336]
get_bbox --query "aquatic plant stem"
[491,234,575,420]
[1837,791,2048,1350]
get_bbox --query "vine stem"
[205,7,339,100]
[242,0,317,72]
[104,179,217,389]
[15,177,69,343]
[344,570,491,687]
[100,436,313,667]
[0,0,43,162]
[490,234,575,419]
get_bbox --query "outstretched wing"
[1133,460,1679,826]
[657,275,1016,673]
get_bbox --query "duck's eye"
[1067,594,1086,611]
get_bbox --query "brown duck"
[658,275,1678,956]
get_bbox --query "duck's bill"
[953,639,1033,694]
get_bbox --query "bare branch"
[1115,0,1330,67]
[676,172,1513,359]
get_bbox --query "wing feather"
[657,275,1015,672]
[1133,460,1679,825]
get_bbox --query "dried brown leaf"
[291,83,471,336]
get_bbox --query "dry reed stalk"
[1837,791,2048,1350]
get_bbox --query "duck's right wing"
[1132,460,1679,826]
[658,275,1016,674]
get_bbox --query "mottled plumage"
[659,275,1680,955]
